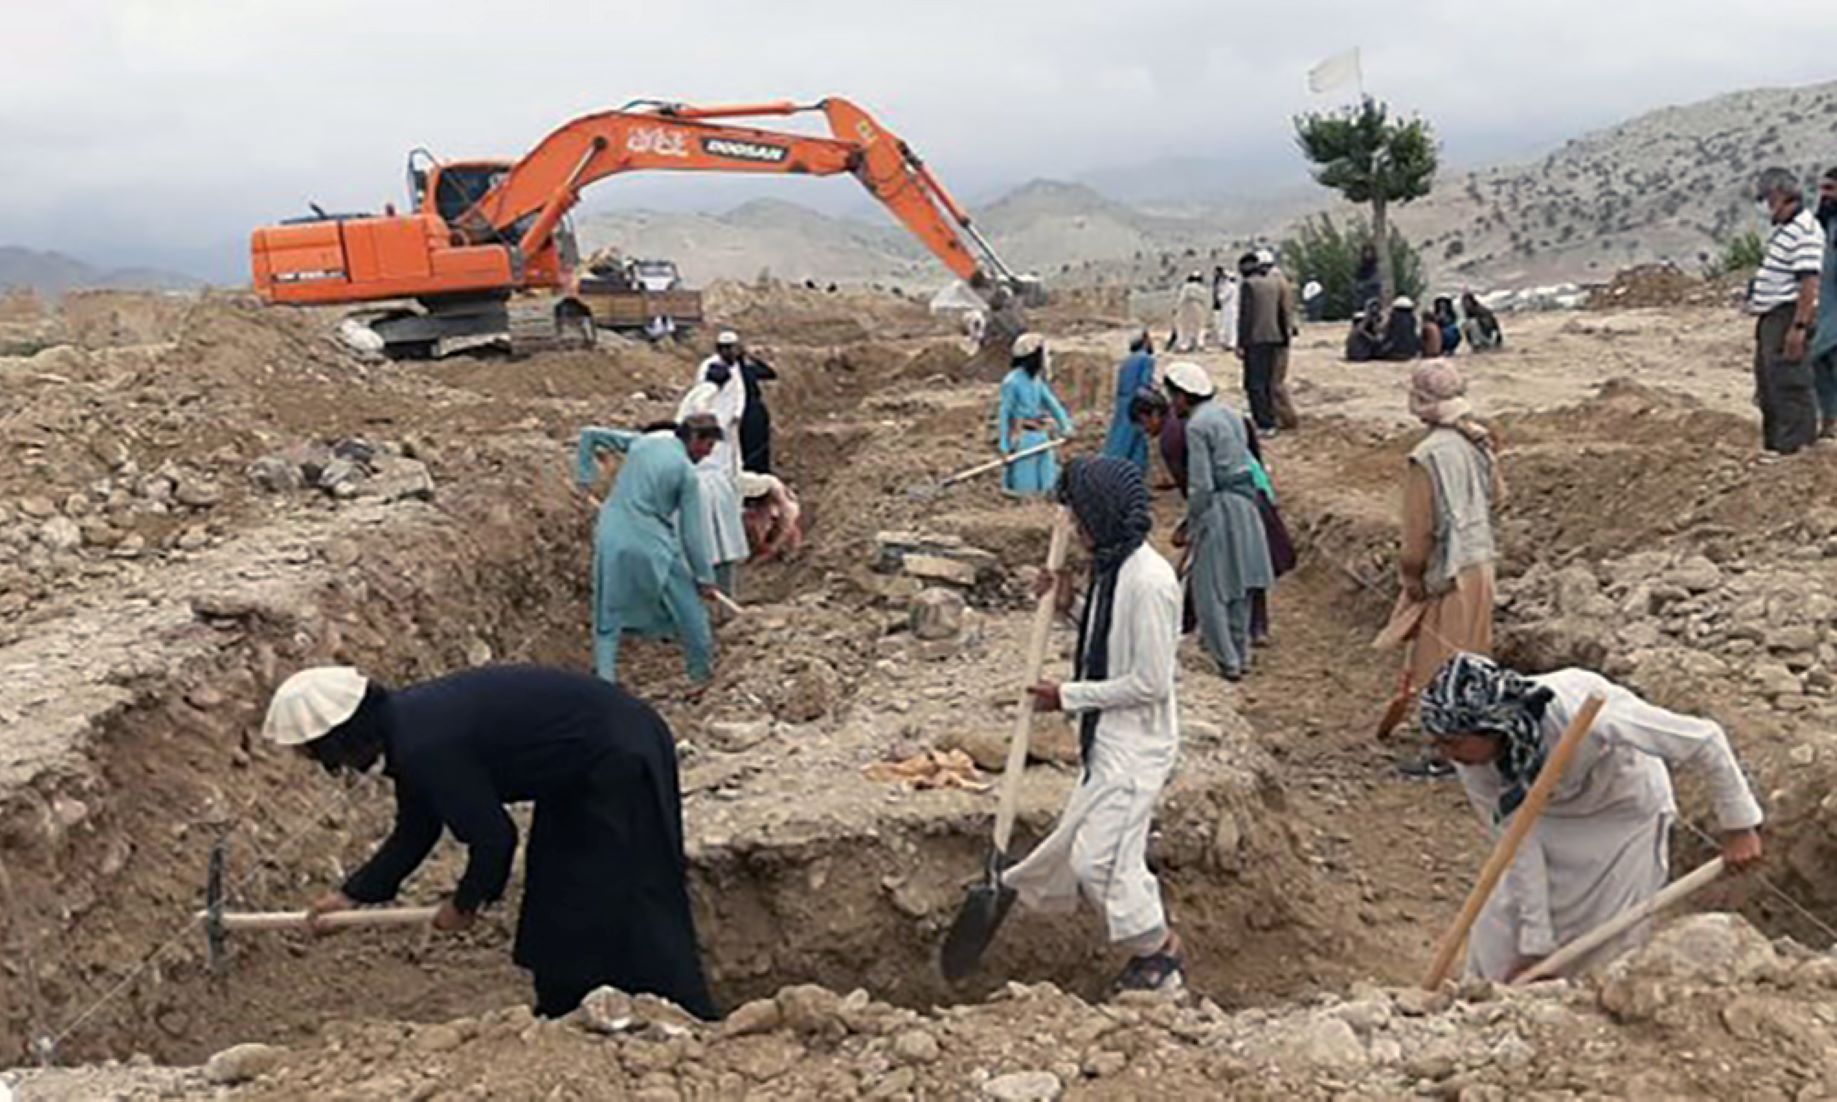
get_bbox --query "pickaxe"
[200,836,438,974]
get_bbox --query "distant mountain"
[0,246,204,297]
[1388,80,1837,287]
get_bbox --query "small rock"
[891,1028,941,1065]
[177,526,209,551]
[415,1023,464,1053]
[112,533,146,559]
[903,553,978,587]
[39,516,81,552]
[18,496,55,520]
[316,456,362,490]
[462,635,493,667]
[939,727,1007,772]
[982,1070,1062,1101]
[573,986,636,1034]
[359,456,436,503]
[1082,1050,1127,1078]
[1667,556,1722,594]
[776,984,844,1036]
[204,1042,286,1084]
[322,538,362,568]
[79,519,120,548]
[61,492,91,518]
[704,719,772,753]
[910,587,966,640]
[175,477,224,508]
[248,455,304,494]
[90,435,130,469]
[720,997,782,1038]
[1276,1015,1368,1072]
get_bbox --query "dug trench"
[9,302,1837,1077]
[0,316,1351,1069]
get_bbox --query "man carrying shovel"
[262,664,717,1019]
[1419,653,1765,982]
[1001,456,1187,995]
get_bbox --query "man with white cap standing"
[1165,360,1272,680]
[264,664,716,1020]
[681,347,751,596]
[705,330,779,475]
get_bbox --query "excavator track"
[507,298,596,357]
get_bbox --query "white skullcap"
[1163,360,1216,398]
[676,380,720,422]
[716,330,740,345]
[263,667,368,746]
[1011,331,1044,359]
[1392,296,1415,310]
[738,471,781,500]
[1255,248,1276,266]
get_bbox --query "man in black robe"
[263,665,716,1019]
[713,331,778,475]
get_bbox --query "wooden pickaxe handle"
[942,438,1065,488]
[197,905,441,932]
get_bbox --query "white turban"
[676,380,720,423]
[1163,360,1216,399]
[263,667,368,746]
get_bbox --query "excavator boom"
[251,98,1036,350]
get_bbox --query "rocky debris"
[1598,912,1782,1023]
[909,586,966,640]
[246,438,434,503]
[874,530,1000,585]
[203,1042,286,1084]
[39,516,81,552]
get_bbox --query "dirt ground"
[4,286,1837,1098]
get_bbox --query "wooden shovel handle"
[943,438,1066,487]
[992,509,1073,854]
[1421,693,1604,989]
[198,905,441,932]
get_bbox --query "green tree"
[1293,96,1438,306]
[1278,214,1424,322]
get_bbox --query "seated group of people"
[1348,292,1503,363]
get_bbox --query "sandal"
[1113,949,1187,996]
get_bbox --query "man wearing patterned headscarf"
[1002,457,1187,996]
[1419,653,1765,982]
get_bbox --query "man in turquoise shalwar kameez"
[1101,328,1157,475]
[575,416,723,685]
[998,332,1074,496]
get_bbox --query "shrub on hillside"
[1703,230,1765,278]
[1277,214,1423,322]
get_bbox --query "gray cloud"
[4,0,1835,279]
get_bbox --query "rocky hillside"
[0,246,203,297]
[582,80,1837,294]
[1394,80,1837,287]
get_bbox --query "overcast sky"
[7,0,1837,281]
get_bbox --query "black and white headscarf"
[1420,653,1555,822]
[1056,457,1153,773]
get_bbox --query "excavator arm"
[460,98,1023,295]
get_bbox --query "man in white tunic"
[1003,456,1186,995]
[1419,654,1765,981]
[675,377,749,596]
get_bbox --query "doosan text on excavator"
[250,98,1043,359]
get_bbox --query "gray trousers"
[1755,304,1817,454]
[1198,595,1252,678]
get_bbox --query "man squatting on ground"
[1419,654,1765,981]
[1001,456,1189,995]
[265,665,718,1020]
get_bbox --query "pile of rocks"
[1502,547,1837,714]
[247,437,434,504]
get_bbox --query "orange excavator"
[251,98,1041,358]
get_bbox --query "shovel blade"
[939,855,1017,982]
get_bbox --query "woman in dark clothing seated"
[1381,297,1424,360]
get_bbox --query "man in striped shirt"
[1749,167,1823,456]
[1813,167,1837,440]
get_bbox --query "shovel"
[940,508,1073,981]
[907,438,1066,502]
[1375,665,1414,740]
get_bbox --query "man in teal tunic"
[575,416,723,684]
[998,332,1074,496]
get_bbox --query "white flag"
[1307,47,1362,94]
